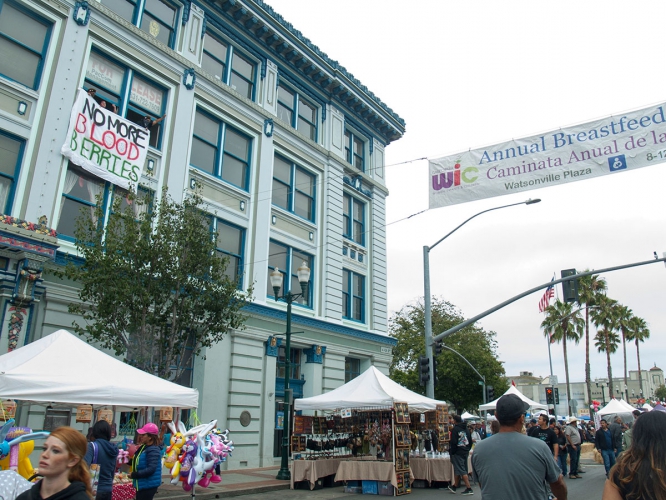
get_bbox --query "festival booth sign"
[291,367,449,494]
[61,89,150,192]
[478,385,548,411]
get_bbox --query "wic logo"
[432,162,478,190]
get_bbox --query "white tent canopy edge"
[0,329,198,409]
[478,385,548,411]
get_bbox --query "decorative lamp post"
[271,262,310,481]
[422,198,541,398]
[596,381,607,405]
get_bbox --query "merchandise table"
[410,454,473,485]
[290,458,344,490]
[335,460,412,489]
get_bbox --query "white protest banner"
[61,89,149,192]
[429,102,666,208]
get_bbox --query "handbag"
[89,442,101,497]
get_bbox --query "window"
[0,130,24,214]
[0,0,52,89]
[57,162,149,239]
[343,193,365,245]
[277,347,300,380]
[85,51,168,149]
[207,217,245,284]
[345,130,365,171]
[272,154,315,222]
[190,108,252,190]
[345,357,360,383]
[276,82,317,141]
[342,269,365,322]
[267,240,313,308]
[202,33,256,100]
[99,0,178,48]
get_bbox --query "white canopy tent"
[479,385,548,411]
[294,366,446,412]
[460,411,479,420]
[618,399,636,411]
[0,329,199,409]
[597,399,633,416]
[642,403,653,411]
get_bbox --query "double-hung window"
[0,130,24,215]
[267,240,313,308]
[85,51,168,149]
[345,357,361,383]
[207,217,245,285]
[276,82,317,141]
[190,108,252,190]
[272,154,315,222]
[0,0,52,90]
[344,130,364,171]
[342,269,365,322]
[277,347,300,380]
[202,33,256,101]
[343,193,365,246]
[99,0,178,48]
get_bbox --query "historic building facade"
[0,0,404,467]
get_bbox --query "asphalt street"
[227,462,607,500]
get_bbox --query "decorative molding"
[265,335,282,357]
[181,0,191,25]
[304,344,326,364]
[183,68,196,90]
[73,1,90,26]
[201,14,207,39]
[17,102,27,116]
[12,259,43,305]
[263,118,274,137]
[343,175,372,198]
[245,303,397,346]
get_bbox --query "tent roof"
[598,398,633,416]
[0,330,198,409]
[460,411,479,420]
[642,403,653,411]
[618,399,635,411]
[479,385,548,411]
[294,366,446,412]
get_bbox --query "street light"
[596,381,607,405]
[270,261,311,481]
[422,198,541,398]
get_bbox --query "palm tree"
[627,316,650,396]
[616,304,634,400]
[577,273,607,410]
[591,295,620,395]
[541,299,584,414]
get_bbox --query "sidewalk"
[154,467,290,500]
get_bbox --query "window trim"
[343,192,365,246]
[190,107,253,191]
[267,240,314,309]
[209,216,246,288]
[277,81,318,142]
[100,0,180,49]
[345,129,365,172]
[272,154,316,223]
[342,268,365,323]
[0,0,53,90]
[345,357,361,383]
[0,129,25,215]
[202,31,257,101]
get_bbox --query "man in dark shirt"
[530,414,559,461]
[595,419,616,477]
[609,416,624,458]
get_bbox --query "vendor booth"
[291,367,452,494]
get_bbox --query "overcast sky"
[266,0,666,391]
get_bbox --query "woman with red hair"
[17,426,92,500]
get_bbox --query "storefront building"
[0,0,404,468]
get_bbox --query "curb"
[155,483,291,500]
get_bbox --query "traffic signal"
[486,386,495,401]
[418,356,430,386]
[554,387,560,404]
[561,269,579,303]
[434,341,443,355]
[546,386,554,404]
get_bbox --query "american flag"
[538,279,555,313]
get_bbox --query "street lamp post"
[423,198,541,398]
[596,381,607,405]
[270,261,311,481]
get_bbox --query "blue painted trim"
[304,344,326,364]
[181,0,191,25]
[275,378,304,398]
[244,302,396,346]
[263,118,273,137]
[265,335,281,357]
[183,68,196,89]
[73,1,90,26]
[343,175,372,199]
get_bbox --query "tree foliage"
[388,297,507,412]
[60,188,252,382]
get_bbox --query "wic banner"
[429,102,666,208]
[61,88,149,192]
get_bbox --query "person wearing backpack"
[84,420,119,500]
[447,414,474,496]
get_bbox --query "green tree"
[616,304,634,399]
[541,299,584,414]
[627,316,650,396]
[61,189,252,381]
[654,384,666,401]
[577,273,607,408]
[591,295,621,395]
[388,297,507,412]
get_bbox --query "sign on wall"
[61,89,149,192]
[429,102,666,208]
